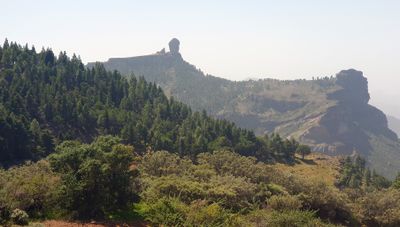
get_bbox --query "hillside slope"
[88,39,400,178]
[388,115,400,137]
[0,40,281,167]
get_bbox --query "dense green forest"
[1,40,400,227]
[0,40,302,166]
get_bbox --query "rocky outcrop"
[87,40,400,179]
[304,70,397,156]
[333,69,370,104]
[168,38,180,55]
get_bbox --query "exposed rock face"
[304,70,396,156]
[87,43,400,179]
[297,69,400,177]
[169,38,180,55]
[330,69,370,104]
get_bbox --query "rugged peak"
[332,69,370,104]
[336,69,367,89]
[169,38,180,54]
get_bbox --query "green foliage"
[0,160,61,218]
[0,205,11,226]
[268,195,302,211]
[241,209,339,227]
[257,133,299,163]
[296,181,354,224]
[337,155,391,189]
[10,208,29,225]
[134,197,236,227]
[354,189,400,226]
[185,201,233,227]
[271,172,356,225]
[0,40,302,166]
[139,151,279,211]
[392,172,400,189]
[134,197,187,226]
[138,151,350,226]
[296,144,311,159]
[48,136,137,218]
[140,150,192,177]
[2,140,398,226]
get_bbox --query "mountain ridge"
[87,39,400,178]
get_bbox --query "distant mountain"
[87,39,400,179]
[388,115,400,138]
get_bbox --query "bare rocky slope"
[88,39,400,178]
[388,115,400,137]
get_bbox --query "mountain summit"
[87,39,400,178]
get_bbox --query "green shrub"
[0,161,61,218]
[49,136,137,218]
[277,176,355,225]
[185,201,232,227]
[243,209,339,227]
[134,197,187,226]
[140,151,192,177]
[140,175,206,202]
[197,150,277,183]
[268,195,302,211]
[266,183,287,195]
[0,206,11,226]
[354,189,400,226]
[11,208,29,225]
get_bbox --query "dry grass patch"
[272,153,341,187]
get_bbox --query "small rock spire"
[169,38,180,54]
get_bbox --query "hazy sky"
[1,0,400,117]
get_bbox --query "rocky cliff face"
[304,70,397,156]
[87,39,400,178]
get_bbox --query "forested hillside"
[89,39,400,179]
[0,40,304,167]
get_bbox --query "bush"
[134,197,187,226]
[0,160,61,218]
[302,182,353,223]
[277,176,355,225]
[197,150,277,183]
[140,150,192,177]
[0,206,11,226]
[354,189,400,226]
[10,209,29,225]
[268,195,302,211]
[242,209,339,227]
[266,183,287,195]
[185,200,233,227]
[48,136,138,218]
[134,197,238,227]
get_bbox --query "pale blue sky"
[1,0,400,117]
